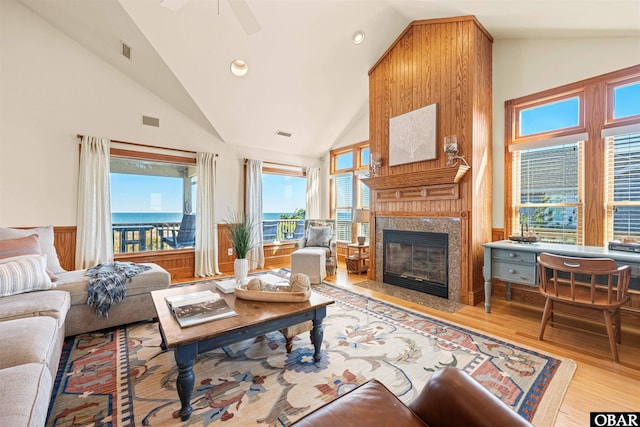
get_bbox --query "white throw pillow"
[0,226,66,274]
[0,255,54,297]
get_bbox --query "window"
[330,142,370,242]
[605,131,640,241]
[110,151,196,253]
[518,96,581,137]
[261,163,306,243]
[513,143,584,244]
[505,65,640,247]
[333,173,353,241]
[609,79,640,121]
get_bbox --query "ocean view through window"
[262,164,306,242]
[110,153,196,253]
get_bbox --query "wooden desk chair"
[537,252,631,362]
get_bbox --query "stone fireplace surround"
[374,216,462,312]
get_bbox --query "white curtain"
[76,136,113,269]
[306,166,320,218]
[246,159,264,269]
[195,152,220,277]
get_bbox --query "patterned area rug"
[47,281,576,427]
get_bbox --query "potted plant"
[225,212,254,283]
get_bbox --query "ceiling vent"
[142,115,160,127]
[121,42,131,60]
[275,129,292,138]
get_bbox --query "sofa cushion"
[0,256,54,297]
[55,262,171,306]
[0,234,40,259]
[0,226,65,274]
[0,289,70,328]
[0,363,52,427]
[0,317,58,370]
[307,226,332,247]
[0,235,58,281]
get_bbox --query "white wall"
[0,0,322,227]
[492,37,640,228]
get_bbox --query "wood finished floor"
[176,262,640,426]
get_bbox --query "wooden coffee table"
[151,281,334,421]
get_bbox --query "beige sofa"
[0,264,171,426]
[54,263,171,336]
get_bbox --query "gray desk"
[483,240,640,313]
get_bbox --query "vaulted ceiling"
[18,0,640,158]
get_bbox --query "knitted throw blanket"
[86,262,151,317]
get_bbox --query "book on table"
[214,278,239,294]
[165,290,237,327]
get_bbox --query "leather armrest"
[291,379,426,427]
[409,367,533,427]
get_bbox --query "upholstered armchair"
[295,219,337,275]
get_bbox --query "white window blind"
[513,142,584,244]
[605,132,640,241]
[332,173,353,241]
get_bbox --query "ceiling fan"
[160,0,261,35]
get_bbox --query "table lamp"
[354,209,370,245]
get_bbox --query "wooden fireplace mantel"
[361,165,469,191]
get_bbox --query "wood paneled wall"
[367,16,493,306]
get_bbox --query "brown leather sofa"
[291,367,533,427]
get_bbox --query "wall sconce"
[370,152,382,176]
[444,135,469,167]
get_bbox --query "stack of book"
[165,290,237,328]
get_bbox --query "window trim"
[505,64,640,247]
[605,73,640,128]
[109,147,197,255]
[511,90,585,145]
[330,141,370,242]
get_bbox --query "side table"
[347,243,369,274]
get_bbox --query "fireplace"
[383,229,449,298]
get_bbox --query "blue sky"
[111,173,183,212]
[262,174,306,214]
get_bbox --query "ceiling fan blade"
[228,0,261,35]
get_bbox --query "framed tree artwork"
[388,103,438,166]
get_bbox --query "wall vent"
[142,115,160,127]
[121,42,131,59]
[275,129,292,138]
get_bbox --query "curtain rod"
[76,134,215,156]
[244,158,303,169]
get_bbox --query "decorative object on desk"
[235,272,311,302]
[389,102,437,166]
[508,233,539,243]
[48,280,576,427]
[353,208,370,245]
[224,211,255,284]
[444,134,470,167]
[608,238,640,253]
[165,290,236,327]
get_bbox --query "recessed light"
[230,59,248,77]
[352,30,365,44]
